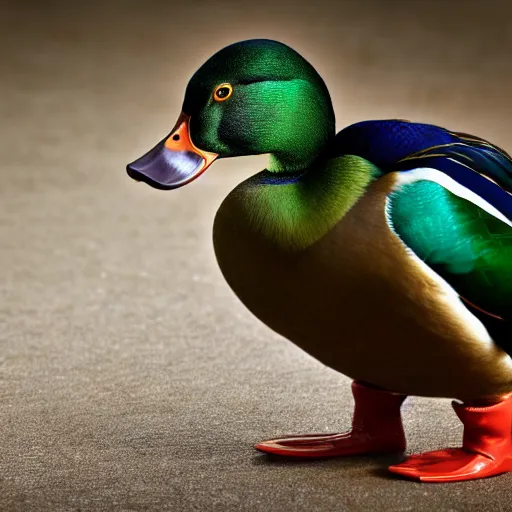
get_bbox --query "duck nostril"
[172,134,180,141]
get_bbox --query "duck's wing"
[386,169,512,353]
[332,119,512,352]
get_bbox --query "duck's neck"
[234,155,381,251]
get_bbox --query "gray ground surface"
[2,1,512,510]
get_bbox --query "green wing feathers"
[388,180,512,321]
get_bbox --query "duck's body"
[127,39,512,482]
[214,162,512,401]
[214,118,512,402]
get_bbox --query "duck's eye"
[213,84,233,102]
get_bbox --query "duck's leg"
[254,381,407,457]
[388,395,512,482]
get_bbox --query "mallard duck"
[126,39,512,482]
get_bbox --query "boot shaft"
[453,397,512,459]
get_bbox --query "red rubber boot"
[388,395,512,482]
[254,381,407,458]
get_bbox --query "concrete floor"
[1,1,512,510]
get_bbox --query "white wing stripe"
[392,167,512,228]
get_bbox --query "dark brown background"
[1,1,512,510]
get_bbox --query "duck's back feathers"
[331,120,512,220]
[331,120,457,167]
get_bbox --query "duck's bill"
[126,112,218,190]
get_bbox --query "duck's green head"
[127,39,335,189]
